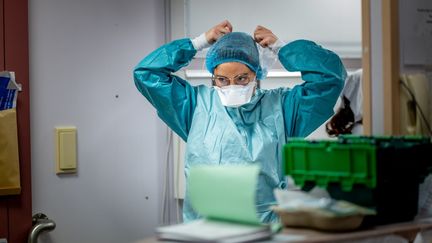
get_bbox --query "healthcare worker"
[134,20,346,223]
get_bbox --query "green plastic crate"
[283,139,377,191]
[283,136,432,225]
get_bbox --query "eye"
[236,75,249,84]
[216,77,226,82]
[214,77,228,85]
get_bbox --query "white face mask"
[214,81,256,107]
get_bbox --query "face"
[213,62,256,87]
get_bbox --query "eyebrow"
[214,73,249,78]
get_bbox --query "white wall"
[29,0,166,242]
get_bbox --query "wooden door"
[0,0,32,242]
[0,0,7,237]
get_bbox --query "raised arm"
[254,26,346,137]
[280,40,346,137]
[134,20,233,141]
[133,39,198,141]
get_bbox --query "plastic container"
[283,136,432,225]
[283,138,377,191]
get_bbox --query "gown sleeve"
[133,38,198,141]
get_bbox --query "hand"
[253,25,278,48]
[205,20,233,44]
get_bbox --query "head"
[212,62,257,89]
[206,32,263,88]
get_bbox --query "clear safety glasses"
[212,73,255,87]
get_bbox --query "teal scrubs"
[134,38,346,223]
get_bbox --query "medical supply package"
[0,71,21,196]
[272,189,376,231]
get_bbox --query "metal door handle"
[28,213,56,243]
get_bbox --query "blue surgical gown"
[134,38,346,223]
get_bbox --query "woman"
[134,20,346,223]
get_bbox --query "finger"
[225,21,233,32]
[255,37,264,45]
[214,20,227,32]
[255,30,267,38]
[254,33,263,42]
[256,25,267,33]
[254,26,262,34]
[221,19,229,26]
[218,27,229,34]
[259,39,269,47]
[220,20,232,32]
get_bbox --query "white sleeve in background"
[342,69,363,122]
[268,38,286,54]
[191,33,211,51]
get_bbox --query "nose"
[229,79,237,86]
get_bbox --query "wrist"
[191,33,211,51]
[268,38,286,54]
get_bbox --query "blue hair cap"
[206,32,263,80]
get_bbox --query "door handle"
[28,213,56,243]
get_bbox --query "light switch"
[55,127,77,174]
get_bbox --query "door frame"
[361,0,372,135]
[382,0,400,135]
[0,0,32,242]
